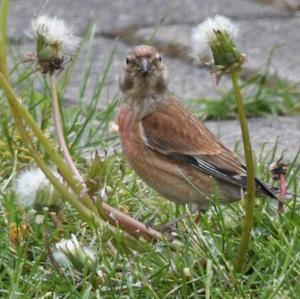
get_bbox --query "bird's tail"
[269,185,300,202]
[257,177,300,201]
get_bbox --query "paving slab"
[133,15,300,82]
[8,0,290,41]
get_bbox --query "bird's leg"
[155,212,191,232]
[155,208,205,232]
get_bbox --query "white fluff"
[191,15,238,57]
[14,167,62,208]
[108,121,119,134]
[52,250,71,267]
[31,15,79,53]
[55,234,80,253]
[54,234,96,265]
[14,167,52,208]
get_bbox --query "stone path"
[6,0,300,159]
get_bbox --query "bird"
[118,44,278,216]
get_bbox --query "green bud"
[210,30,243,72]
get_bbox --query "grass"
[0,26,300,299]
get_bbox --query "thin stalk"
[231,70,256,272]
[278,173,286,212]
[0,73,162,241]
[96,201,162,240]
[0,149,18,193]
[50,74,85,184]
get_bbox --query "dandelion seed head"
[55,234,96,262]
[55,238,77,253]
[14,167,61,209]
[35,214,45,224]
[31,15,79,54]
[183,267,192,278]
[14,167,51,208]
[192,15,239,57]
[52,250,72,267]
[53,234,96,271]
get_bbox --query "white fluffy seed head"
[52,250,71,267]
[14,167,51,208]
[191,15,239,57]
[55,237,78,254]
[14,167,61,209]
[53,234,96,272]
[31,15,79,54]
[55,234,96,261]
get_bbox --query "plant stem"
[0,0,9,78]
[278,173,286,212]
[231,70,256,272]
[0,73,162,241]
[50,74,85,185]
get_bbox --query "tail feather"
[268,186,300,201]
[255,178,278,199]
[256,178,300,201]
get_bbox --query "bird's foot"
[154,213,191,233]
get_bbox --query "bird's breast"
[118,106,140,158]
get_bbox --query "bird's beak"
[138,58,151,74]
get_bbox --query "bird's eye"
[126,57,130,64]
[158,56,162,62]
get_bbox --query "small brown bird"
[118,45,277,213]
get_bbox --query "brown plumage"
[119,45,277,211]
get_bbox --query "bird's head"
[120,45,168,98]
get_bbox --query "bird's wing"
[141,99,276,197]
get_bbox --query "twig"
[50,74,85,185]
